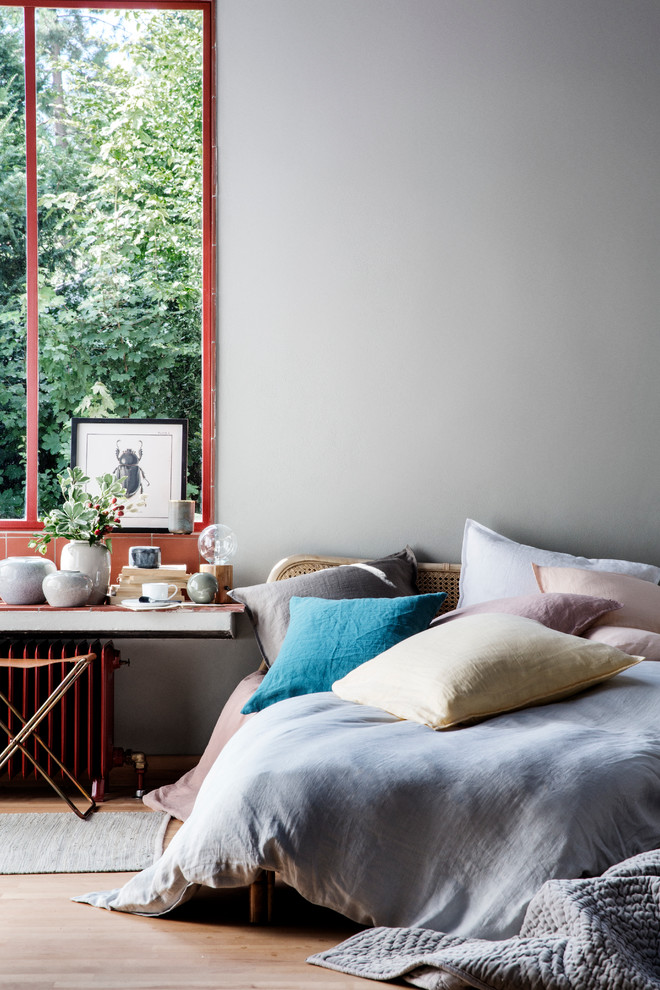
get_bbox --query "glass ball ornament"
[198,524,238,565]
[187,571,219,604]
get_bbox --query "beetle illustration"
[113,440,150,498]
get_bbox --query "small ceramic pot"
[0,556,57,605]
[168,500,195,534]
[187,571,218,604]
[42,570,93,608]
[128,546,161,568]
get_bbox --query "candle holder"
[168,500,195,534]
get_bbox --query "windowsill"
[0,602,243,612]
[0,601,243,638]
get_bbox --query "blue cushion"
[241,592,447,714]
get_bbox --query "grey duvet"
[76,661,660,941]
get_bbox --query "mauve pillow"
[533,564,660,635]
[229,547,418,667]
[431,592,622,636]
[583,626,660,660]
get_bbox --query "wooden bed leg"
[249,870,274,924]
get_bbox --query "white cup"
[142,582,178,601]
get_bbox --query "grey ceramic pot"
[0,556,57,605]
[42,569,93,608]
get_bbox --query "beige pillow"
[533,564,660,634]
[332,612,641,730]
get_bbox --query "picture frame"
[71,418,188,531]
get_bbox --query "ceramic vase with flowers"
[29,467,128,605]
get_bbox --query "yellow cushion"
[332,612,642,730]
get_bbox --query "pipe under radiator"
[0,638,130,802]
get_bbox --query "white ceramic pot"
[42,569,93,608]
[59,541,111,605]
[0,556,57,605]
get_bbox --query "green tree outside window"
[0,7,204,519]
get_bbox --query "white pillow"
[458,519,660,607]
[332,612,642,730]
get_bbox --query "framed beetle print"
[71,418,188,531]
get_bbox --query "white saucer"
[117,599,181,611]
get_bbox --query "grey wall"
[217,0,660,569]
[117,0,660,755]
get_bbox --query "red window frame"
[3,0,216,532]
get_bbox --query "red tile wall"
[0,531,202,584]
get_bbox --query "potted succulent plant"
[29,467,129,604]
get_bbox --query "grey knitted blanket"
[308,849,660,989]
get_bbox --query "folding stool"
[0,653,97,819]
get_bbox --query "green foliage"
[28,465,129,553]
[0,8,204,519]
[74,381,116,418]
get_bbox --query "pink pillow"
[583,625,660,660]
[143,669,265,821]
[533,564,660,634]
[430,591,622,636]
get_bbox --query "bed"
[76,521,660,945]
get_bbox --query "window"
[0,0,215,529]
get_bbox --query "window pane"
[0,6,28,518]
[35,8,204,517]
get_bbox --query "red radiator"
[0,638,125,802]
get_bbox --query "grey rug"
[0,811,170,873]
[308,848,660,990]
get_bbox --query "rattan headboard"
[267,554,461,614]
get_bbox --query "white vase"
[60,541,111,605]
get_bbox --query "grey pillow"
[229,547,418,667]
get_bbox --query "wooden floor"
[0,761,390,990]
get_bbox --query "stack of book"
[109,564,190,603]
